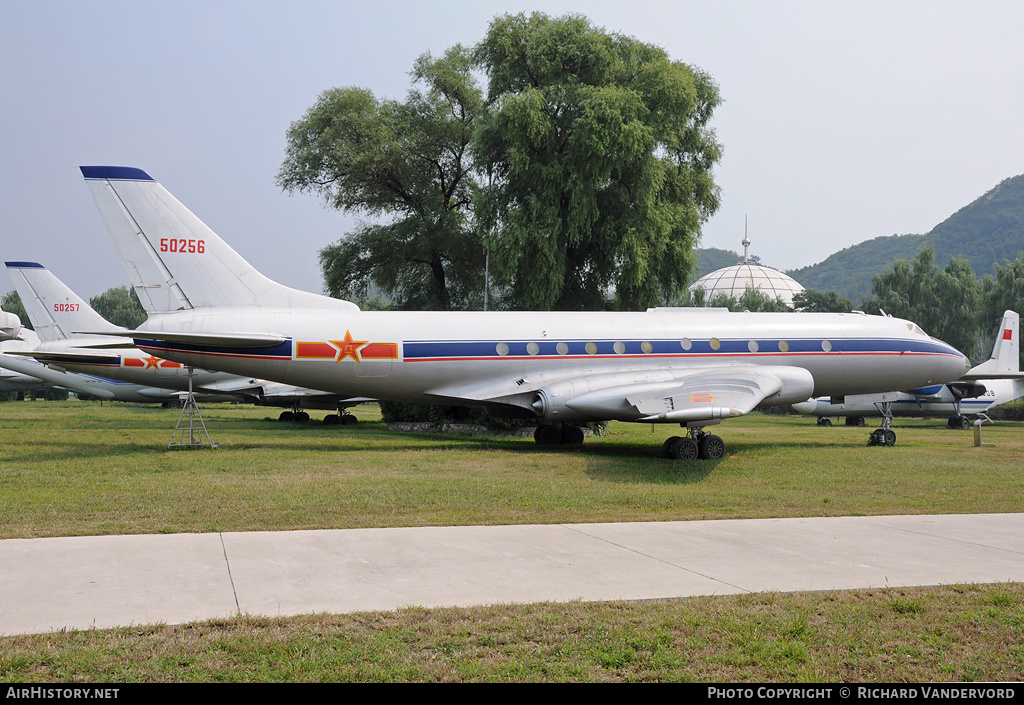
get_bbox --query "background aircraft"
[794,311,1024,430]
[5,262,364,421]
[0,315,50,394]
[78,166,970,459]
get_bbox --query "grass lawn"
[1,399,1021,681]
[1,400,1022,538]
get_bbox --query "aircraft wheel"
[295,411,310,423]
[534,425,561,445]
[882,429,897,446]
[820,418,832,427]
[279,411,294,422]
[323,414,340,425]
[342,414,358,425]
[669,436,699,460]
[699,434,726,460]
[560,425,585,445]
[662,436,680,458]
[956,416,970,430]
[855,417,865,426]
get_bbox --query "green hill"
[784,173,1024,304]
[693,247,741,281]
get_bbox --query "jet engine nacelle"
[0,311,22,341]
[947,382,987,400]
[532,377,637,422]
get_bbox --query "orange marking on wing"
[690,392,716,403]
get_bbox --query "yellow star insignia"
[330,331,368,363]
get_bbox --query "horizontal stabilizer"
[76,329,289,348]
[5,349,122,365]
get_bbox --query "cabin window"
[556,342,569,355]
[779,340,790,352]
[748,340,759,353]
[527,342,540,355]
[496,342,509,356]
[641,341,653,354]
[709,337,721,350]
[821,340,832,352]
[585,342,598,355]
[613,341,626,354]
[680,338,692,351]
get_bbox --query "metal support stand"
[168,366,219,449]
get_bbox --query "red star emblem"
[141,355,162,370]
[329,331,368,363]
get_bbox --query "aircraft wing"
[958,370,1024,381]
[0,354,116,399]
[430,364,814,424]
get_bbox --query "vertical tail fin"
[5,262,121,342]
[79,166,357,313]
[968,310,1020,375]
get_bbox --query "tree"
[473,12,722,311]
[89,286,147,329]
[981,252,1024,369]
[866,245,981,359]
[279,47,485,310]
[1,290,31,330]
[792,289,854,313]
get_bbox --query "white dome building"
[689,233,805,307]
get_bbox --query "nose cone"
[931,337,972,383]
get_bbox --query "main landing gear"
[323,412,359,426]
[661,428,726,461]
[868,401,897,446]
[947,415,971,430]
[534,423,585,446]
[278,407,358,425]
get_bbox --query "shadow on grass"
[580,442,723,484]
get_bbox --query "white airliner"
[0,316,49,394]
[794,310,1024,431]
[78,166,971,459]
[4,262,365,421]
[0,311,157,400]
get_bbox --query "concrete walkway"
[2,513,1022,636]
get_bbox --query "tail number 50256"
[159,238,205,254]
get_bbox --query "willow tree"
[278,47,484,310]
[867,245,982,359]
[90,286,147,329]
[473,12,722,310]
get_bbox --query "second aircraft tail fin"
[967,310,1020,377]
[4,262,123,342]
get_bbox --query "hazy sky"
[2,0,1022,301]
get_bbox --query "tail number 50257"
[159,238,205,254]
